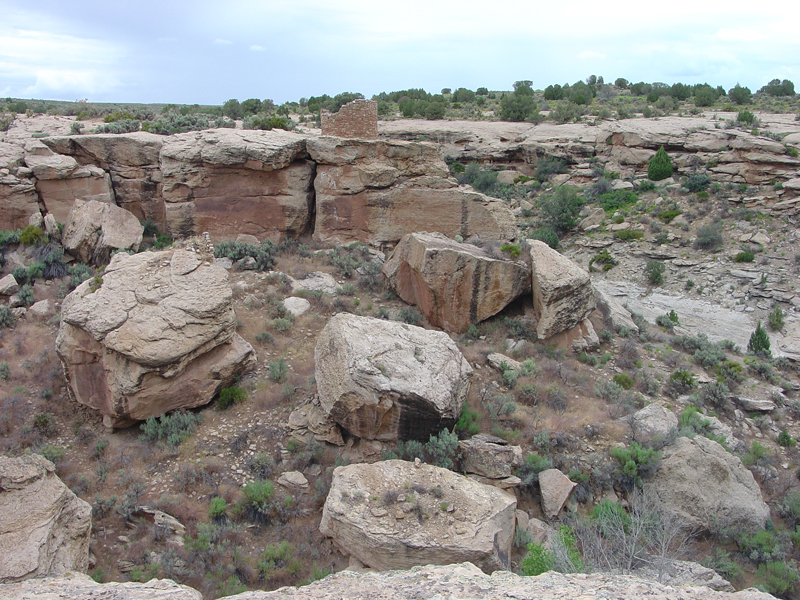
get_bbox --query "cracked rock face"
[383,232,530,334]
[0,454,91,583]
[320,460,516,573]
[55,247,256,428]
[315,313,472,441]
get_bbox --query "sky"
[1,0,799,105]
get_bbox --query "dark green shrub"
[455,403,480,436]
[398,307,423,325]
[500,243,521,258]
[588,248,617,272]
[19,225,46,246]
[239,479,276,524]
[139,410,203,447]
[658,209,681,223]
[534,156,568,182]
[208,497,227,520]
[614,230,644,241]
[217,386,247,410]
[644,260,665,285]
[667,369,696,397]
[269,357,288,383]
[748,321,772,358]
[694,223,723,250]
[527,227,559,249]
[768,307,784,332]
[737,110,756,124]
[755,561,800,598]
[18,284,34,306]
[735,249,755,263]
[613,373,634,390]
[610,442,661,487]
[729,84,752,105]
[214,240,275,271]
[12,266,28,284]
[597,189,638,213]
[684,172,711,193]
[539,186,584,235]
[777,430,796,448]
[648,146,673,181]
[0,360,8,379]
[0,307,14,328]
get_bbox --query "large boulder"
[308,137,516,245]
[160,129,313,242]
[315,313,472,441]
[650,436,769,534]
[320,460,516,573]
[55,246,257,427]
[383,232,530,333]
[459,434,523,479]
[594,286,639,334]
[0,454,91,583]
[61,199,144,265]
[0,142,40,230]
[529,240,595,339]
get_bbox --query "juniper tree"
[648,146,673,181]
[748,321,772,359]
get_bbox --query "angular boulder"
[629,404,678,444]
[308,137,516,245]
[538,468,577,518]
[55,246,257,427]
[594,286,639,334]
[315,313,472,441]
[383,232,530,333]
[650,436,769,534]
[61,199,144,265]
[459,434,522,479]
[0,454,91,583]
[529,240,595,339]
[320,460,516,572]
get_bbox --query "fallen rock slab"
[0,454,91,583]
[56,246,256,427]
[459,434,522,479]
[383,232,530,333]
[529,240,595,339]
[315,313,472,441]
[538,468,577,518]
[320,460,516,572]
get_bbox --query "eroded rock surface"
[315,313,472,441]
[650,436,769,534]
[383,232,530,333]
[55,246,256,427]
[320,461,516,573]
[0,454,91,583]
[629,404,678,444]
[308,137,516,245]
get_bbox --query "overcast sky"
[1,0,798,105]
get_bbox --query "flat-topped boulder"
[315,313,472,441]
[529,240,595,339]
[383,232,530,333]
[55,245,256,427]
[0,454,91,583]
[320,460,516,572]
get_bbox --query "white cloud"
[214,38,233,45]
[716,28,767,42]
[0,28,125,97]
[579,51,607,60]
[250,44,265,51]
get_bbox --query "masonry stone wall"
[321,99,378,140]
